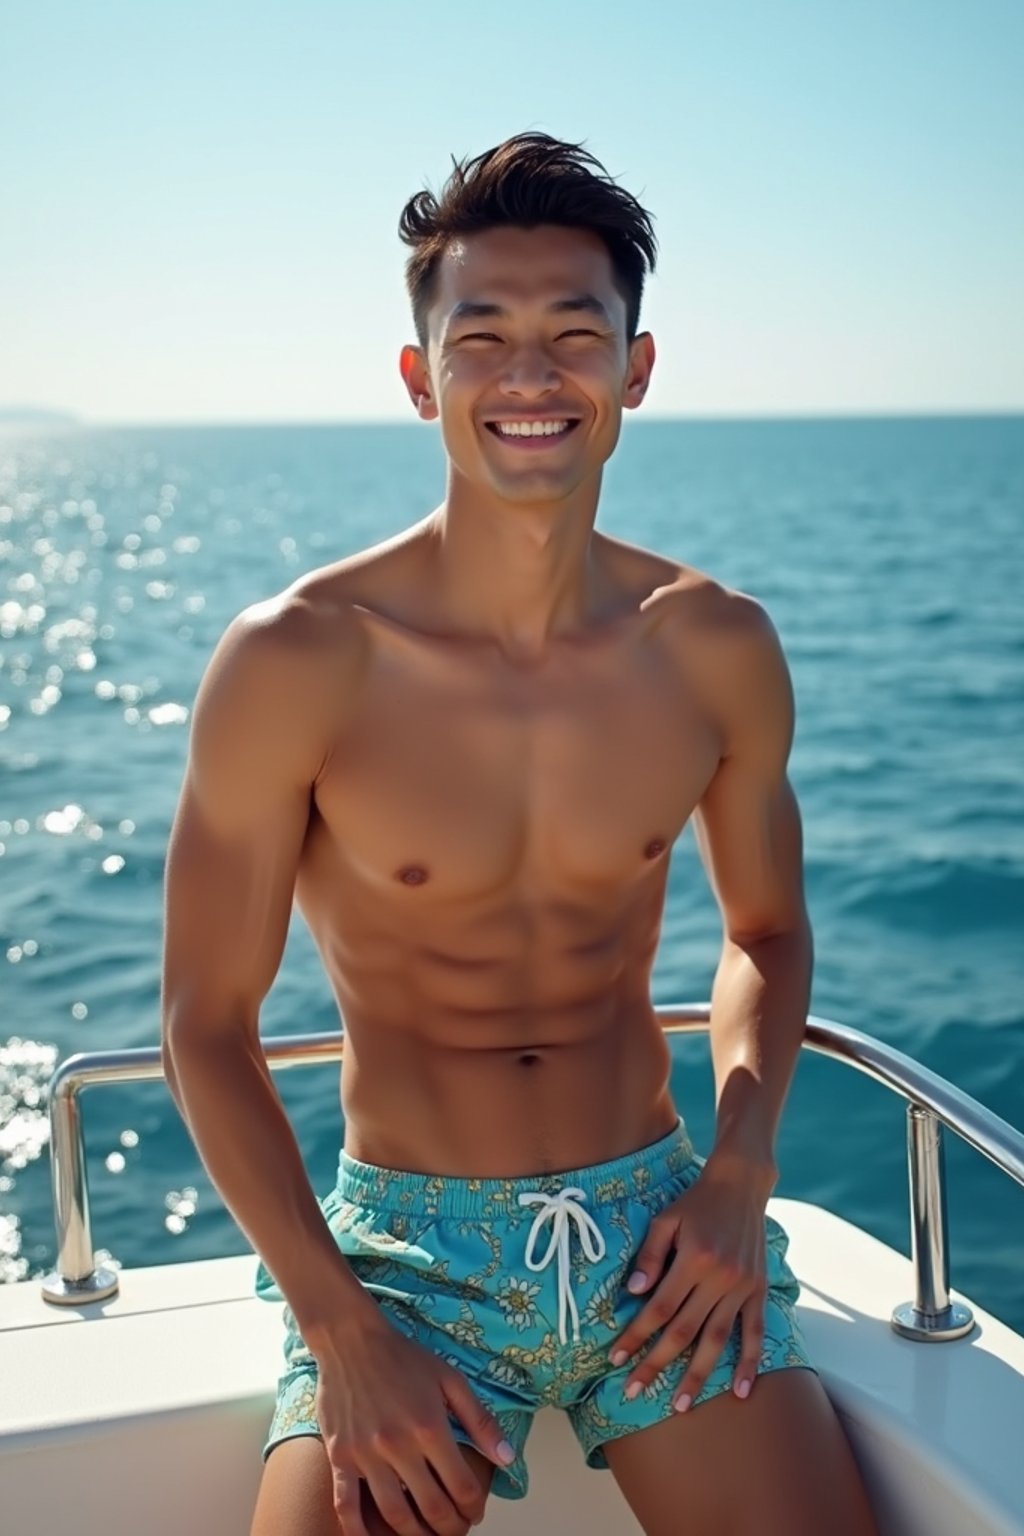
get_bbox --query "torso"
[280,526,735,1176]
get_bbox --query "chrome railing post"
[891,1104,973,1341]
[40,1034,345,1306]
[41,1067,119,1304]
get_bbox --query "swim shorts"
[255,1116,817,1500]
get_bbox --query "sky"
[2,0,1022,425]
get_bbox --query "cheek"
[582,354,626,390]
[433,388,488,467]
[437,364,488,418]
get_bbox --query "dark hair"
[399,132,658,348]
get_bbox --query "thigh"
[249,1433,495,1536]
[602,1367,880,1536]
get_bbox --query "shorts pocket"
[320,1190,441,1272]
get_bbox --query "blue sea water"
[1,415,1022,1332]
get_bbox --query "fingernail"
[610,1349,628,1367]
[627,1270,647,1293]
[624,1381,642,1400]
[735,1378,751,1399]
[674,1393,692,1413]
[496,1439,516,1464]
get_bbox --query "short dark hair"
[399,132,658,349]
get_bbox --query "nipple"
[643,838,667,860]
[397,864,429,886]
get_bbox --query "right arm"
[161,594,511,1535]
[160,594,378,1351]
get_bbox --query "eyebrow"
[446,293,613,327]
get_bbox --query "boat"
[1,1005,1022,1535]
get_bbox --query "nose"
[500,341,562,399]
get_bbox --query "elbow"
[160,1001,195,1106]
[724,912,813,950]
[161,1008,205,1101]
[160,1001,261,1091]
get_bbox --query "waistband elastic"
[335,1115,697,1218]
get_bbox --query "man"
[162,132,879,1535]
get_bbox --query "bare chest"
[303,624,723,905]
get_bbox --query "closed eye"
[458,329,604,343]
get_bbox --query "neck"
[425,471,604,659]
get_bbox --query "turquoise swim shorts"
[255,1116,816,1500]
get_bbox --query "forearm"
[705,922,813,1191]
[163,1027,380,1354]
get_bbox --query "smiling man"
[161,133,879,1535]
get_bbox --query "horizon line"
[2,407,1023,432]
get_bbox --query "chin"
[490,471,582,504]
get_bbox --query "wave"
[832,855,1024,933]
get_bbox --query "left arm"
[608,593,812,1405]
[692,596,813,1190]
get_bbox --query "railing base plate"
[890,1299,974,1341]
[41,1265,120,1306]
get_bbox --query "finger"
[731,1291,766,1400]
[422,1437,489,1529]
[609,1256,696,1366]
[623,1210,679,1297]
[621,1283,714,1391]
[441,1368,517,1472]
[399,1458,479,1536]
[672,1294,744,1412]
[329,1463,371,1536]
[362,1461,433,1536]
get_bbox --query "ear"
[622,331,656,411]
[399,344,439,422]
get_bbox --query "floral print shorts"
[254,1116,816,1500]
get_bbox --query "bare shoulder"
[196,513,438,734]
[283,515,436,621]
[190,575,370,801]
[200,521,437,757]
[205,579,361,700]
[599,531,774,641]
[218,514,426,676]
[602,535,793,750]
[658,570,786,664]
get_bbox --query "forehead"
[430,224,622,324]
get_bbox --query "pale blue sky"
[3,1,1022,423]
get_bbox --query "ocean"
[1,415,1022,1332]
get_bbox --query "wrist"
[302,1291,392,1363]
[704,1140,778,1198]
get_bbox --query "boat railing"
[38,1006,1024,1343]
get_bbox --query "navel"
[643,837,668,860]
[396,864,429,887]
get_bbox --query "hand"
[313,1312,515,1536]
[607,1153,773,1412]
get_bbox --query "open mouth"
[484,419,582,447]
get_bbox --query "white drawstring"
[517,1186,607,1344]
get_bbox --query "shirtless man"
[161,133,879,1536]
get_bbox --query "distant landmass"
[0,407,82,425]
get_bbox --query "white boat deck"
[1,1198,1022,1534]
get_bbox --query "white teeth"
[494,420,571,437]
